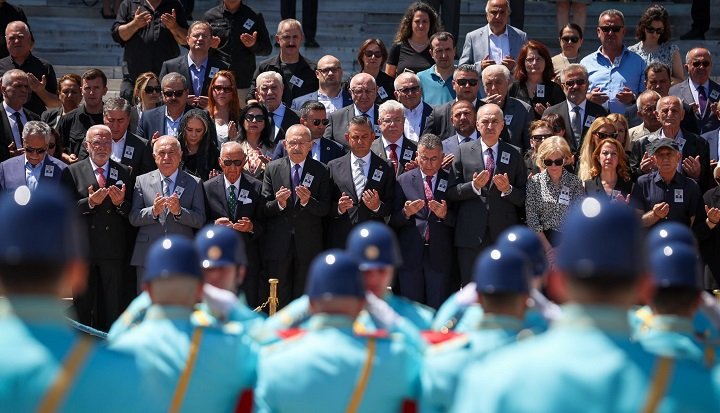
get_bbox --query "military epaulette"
[355,329,391,339]
[425,333,470,354]
[422,331,464,345]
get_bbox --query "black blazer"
[584,175,633,200]
[323,104,380,149]
[159,52,230,97]
[696,186,720,284]
[261,157,330,260]
[543,99,608,154]
[0,107,38,162]
[270,106,301,143]
[389,168,455,272]
[136,105,193,141]
[509,80,566,120]
[60,158,134,261]
[370,136,418,177]
[79,131,150,177]
[271,136,346,165]
[247,54,318,106]
[447,139,527,248]
[423,100,480,140]
[326,152,395,248]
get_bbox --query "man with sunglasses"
[669,48,720,135]
[204,141,264,308]
[272,101,345,165]
[423,64,483,140]
[394,72,433,143]
[291,55,351,113]
[137,72,192,142]
[0,120,66,193]
[580,9,645,115]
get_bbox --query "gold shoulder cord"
[37,335,94,413]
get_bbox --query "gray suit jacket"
[370,136,418,177]
[459,24,528,66]
[702,127,720,161]
[0,155,67,192]
[669,79,720,134]
[502,97,532,152]
[129,169,206,266]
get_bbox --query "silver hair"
[485,0,511,15]
[393,72,421,91]
[378,99,406,117]
[153,135,182,155]
[685,47,712,63]
[482,64,512,83]
[22,121,52,145]
[256,71,284,87]
[598,9,624,25]
[277,19,303,35]
[161,72,188,90]
[103,97,131,116]
[560,64,588,83]
[1,69,25,87]
[636,90,661,111]
[220,141,245,157]
[418,133,443,150]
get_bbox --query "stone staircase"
[13,0,720,94]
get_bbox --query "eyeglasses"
[595,131,618,139]
[691,60,711,68]
[645,27,664,35]
[599,26,623,33]
[543,158,564,167]
[89,140,112,148]
[563,79,586,88]
[380,117,404,125]
[163,90,185,98]
[455,79,479,87]
[244,114,265,122]
[212,85,234,93]
[24,146,46,154]
[222,159,244,166]
[311,119,330,126]
[531,134,552,142]
[561,36,580,43]
[317,66,340,75]
[396,86,420,94]
[364,51,383,58]
[144,86,162,94]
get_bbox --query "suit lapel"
[217,175,232,219]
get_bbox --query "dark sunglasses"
[24,146,46,154]
[397,86,420,94]
[222,159,244,166]
[212,85,234,93]
[144,86,162,94]
[645,27,664,35]
[531,134,552,142]
[364,51,383,58]
[599,26,623,33]
[311,119,330,126]
[561,36,580,43]
[245,114,265,122]
[563,79,586,87]
[691,60,711,68]
[595,131,618,139]
[543,158,564,167]
[163,90,185,98]
[455,79,479,87]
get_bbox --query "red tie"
[388,143,399,174]
[96,167,106,188]
[423,175,434,241]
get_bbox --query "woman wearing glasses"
[551,24,583,83]
[526,136,584,257]
[510,40,566,119]
[131,72,162,122]
[208,70,242,146]
[177,109,220,181]
[237,102,274,179]
[526,120,555,176]
[577,117,618,181]
[385,2,440,78]
[628,5,683,85]
[584,138,633,201]
[356,39,395,104]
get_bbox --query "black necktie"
[13,112,23,145]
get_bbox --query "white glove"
[456,282,479,306]
[202,283,238,318]
[365,292,400,329]
[530,288,563,322]
[699,291,720,331]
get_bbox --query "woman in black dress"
[510,40,566,119]
[385,2,440,77]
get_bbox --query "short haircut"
[652,287,700,314]
[685,48,712,63]
[560,64,588,83]
[348,115,373,131]
[541,113,566,134]
[644,62,671,80]
[451,99,475,114]
[82,68,108,88]
[299,101,327,119]
[22,121,52,145]
[85,124,112,142]
[393,72,421,90]
[59,73,82,88]
[277,19,303,35]
[256,71,284,87]
[350,73,377,89]
[220,141,245,158]
[161,72,188,90]
[285,124,312,141]
[535,136,572,169]
[378,99,405,117]
[103,97,131,116]
[636,90,661,111]
[454,64,479,78]
[429,31,455,47]
[153,135,182,155]
[598,9,625,25]
[5,20,30,36]
[188,21,212,34]
[482,64,512,83]
[417,133,442,150]
[486,0,511,14]
[656,95,682,112]
[1,69,25,87]
[529,119,553,135]
[0,263,66,291]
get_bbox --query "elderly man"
[112,0,188,102]
[371,100,418,177]
[324,72,380,149]
[669,48,720,135]
[273,100,345,164]
[459,0,527,72]
[394,72,433,143]
[137,72,192,141]
[256,70,300,142]
[630,95,711,191]
[447,103,527,285]
[327,116,395,248]
[643,62,698,135]
[390,133,455,309]
[204,141,265,307]
[291,55,352,113]
[544,64,608,154]
[628,90,662,142]
[40,73,81,130]
[481,64,531,152]
[0,69,38,161]
[262,124,330,307]
[0,21,59,115]
[417,31,457,106]
[0,120,66,192]
[57,69,109,157]
[247,19,317,106]
[423,64,483,140]
[129,135,205,281]
[580,9,646,115]
[160,21,230,109]
[203,0,272,104]
[61,124,133,331]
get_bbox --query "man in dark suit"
[447,103,527,285]
[481,64,532,153]
[669,48,720,135]
[0,69,38,161]
[371,100,418,177]
[390,133,454,309]
[423,64,483,140]
[327,115,395,248]
[256,71,300,143]
[291,55,352,113]
[61,124,134,331]
[137,72,191,141]
[324,72,380,149]
[644,63,699,135]
[204,140,265,308]
[0,120,66,192]
[159,21,230,110]
[272,100,345,164]
[630,96,712,192]
[544,64,608,155]
[394,72,433,142]
[262,124,330,307]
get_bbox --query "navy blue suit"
[271,136,345,164]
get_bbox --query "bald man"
[291,55,352,113]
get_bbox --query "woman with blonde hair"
[577,117,617,181]
[584,138,633,201]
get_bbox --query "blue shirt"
[187,54,208,96]
[417,65,456,106]
[580,46,646,114]
[25,157,43,191]
[164,108,183,136]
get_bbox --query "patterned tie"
[12,112,23,147]
[486,147,495,178]
[292,164,301,202]
[388,143,399,174]
[96,167,106,188]
[571,105,582,146]
[353,158,366,198]
[423,175,434,241]
[698,85,708,115]
[159,177,172,225]
[228,184,238,218]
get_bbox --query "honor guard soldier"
[423,243,533,413]
[451,198,720,413]
[255,249,422,413]
[0,186,142,413]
